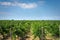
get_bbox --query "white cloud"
[0,2,11,6]
[0,0,45,9]
[0,2,37,9]
[18,3,37,8]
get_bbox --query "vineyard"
[0,20,60,40]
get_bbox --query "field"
[0,20,60,40]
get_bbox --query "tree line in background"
[0,20,60,40]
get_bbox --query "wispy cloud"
[0,0,45,9]
[0,2,37,9]
[18,3,37,9]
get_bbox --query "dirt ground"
[0,35,60,40]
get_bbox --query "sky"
[0,0,60,20]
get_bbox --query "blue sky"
[0,0,60,20]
